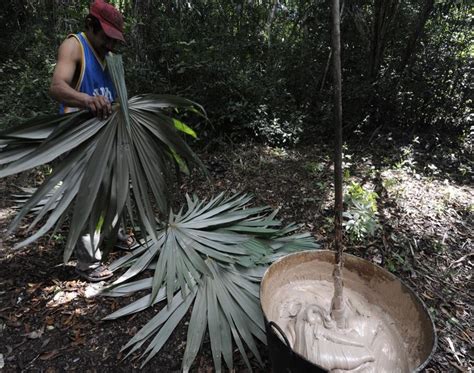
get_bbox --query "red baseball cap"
[90,0,125,42]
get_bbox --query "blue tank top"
[60,32,116,114]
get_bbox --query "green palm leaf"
[0,54,206,259]
[103,193,320,371]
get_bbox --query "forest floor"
[0,135,472,372]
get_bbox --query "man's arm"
[49,37,112,119]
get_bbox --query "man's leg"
[115,227,137,250]
[75,232,113,282]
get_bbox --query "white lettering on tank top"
[93,87,113,102]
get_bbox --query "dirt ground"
[0,136,472,372]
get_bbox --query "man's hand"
[83,95,112,120]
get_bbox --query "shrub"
[343,182,380,243]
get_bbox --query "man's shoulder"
[58,35,82,61]
[62,34,82,47]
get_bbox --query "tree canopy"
[1,0,472,146]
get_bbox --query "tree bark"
[321,2,345,92]
[320,50,332,93]
[368,0,399,80]
[132,0,151,61]
[398,0,435,76]
[330,0,346,329]
[266,0,278,48]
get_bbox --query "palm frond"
[112,193,274,302]
[103,193,320,371]
[0,54,206,259]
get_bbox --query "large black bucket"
[260,250,437,373]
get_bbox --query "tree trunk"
[398,0,435,76]
[132,0,151,62]
[321,2,345,92]
[320,50,332,93]
[266,0,278,48]
[330,0,345,329]
[368,0,399,80]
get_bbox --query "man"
[50,0,133,282]
[50,0,124,119]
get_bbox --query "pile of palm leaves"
[0,54,319,371]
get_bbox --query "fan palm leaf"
[113,193,278,301]
[0,54,207,260]
[103,193,319,371]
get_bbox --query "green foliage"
[343,182,380,243]
[1,1,471,144]
[304,161,325,174]
[244,104,305,146]
[385,251,413,274]
[0,54,56,130]
[52,233,65,244]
